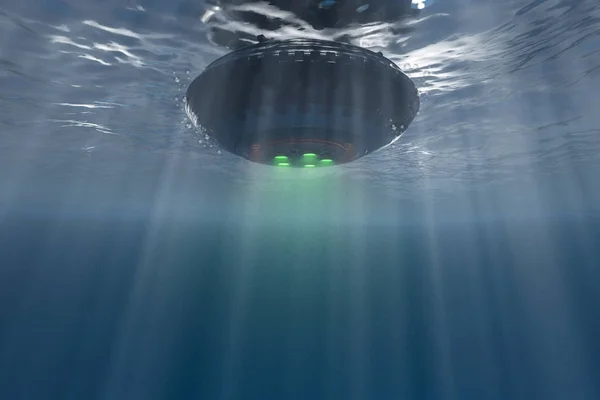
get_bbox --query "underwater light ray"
[98,135,196,398]
[347,175,371,398]
[218,223,257,400]
[420,182,457,397]
[504,209,595,396]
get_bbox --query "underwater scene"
[1,0,599,399]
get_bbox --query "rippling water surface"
[1,1,600,399]
[1,0,599,219]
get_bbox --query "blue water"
[1,0,599,399]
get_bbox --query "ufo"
[185,36,419,167]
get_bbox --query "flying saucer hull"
[185,38,419,166]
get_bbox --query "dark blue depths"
[1,216,599,400]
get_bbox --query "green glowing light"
[304,164,316,168]
[301,153,318,164]
[273,155,289,164]
[319,159,334,166]
[275,162,291,167]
